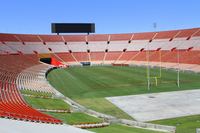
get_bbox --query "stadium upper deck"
[0,28,199,66]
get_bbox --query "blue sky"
[0,0,199,34]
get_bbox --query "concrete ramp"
[0,118,93,133]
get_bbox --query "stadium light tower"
[153,22,157,29]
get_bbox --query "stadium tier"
[0,55,62,124]
[17,64,58,93]
[0,28,199,64]
[0,28,200,124]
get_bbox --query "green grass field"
[47,66,200,118]
[46,112,103,125]
[151,115,200,133]
[23,94,103,125]
[88,124,164,133]
[47,66,200,132]
[75,97,132,120]
[24,96,70,110]
[47,66,200,99]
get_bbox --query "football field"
[47,66,200,119]
[47,66,200,99]
[47,66,200,133]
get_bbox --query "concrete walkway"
[0,118,93,133]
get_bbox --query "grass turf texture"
[46,112,103,125]
[47,66,200,119]
[88,124,164,133]
[75,98,132,119]
[24,96,70,110]
[151,115,200,133]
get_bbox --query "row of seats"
[0,54,62,124]
[73,122,110,129]
[53,50,200,65]
[0,37,200,54]
[17,64,57,93]
[0,28,199,43]
[128,61,200,73]
[0,28,200,55]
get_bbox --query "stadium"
[0,1,200,133]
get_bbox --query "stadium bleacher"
[0,27,200,125]
[0,54,62,124]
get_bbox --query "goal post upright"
[159,49,162,78]
[146,42,150,91]
[177,48,180,88]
